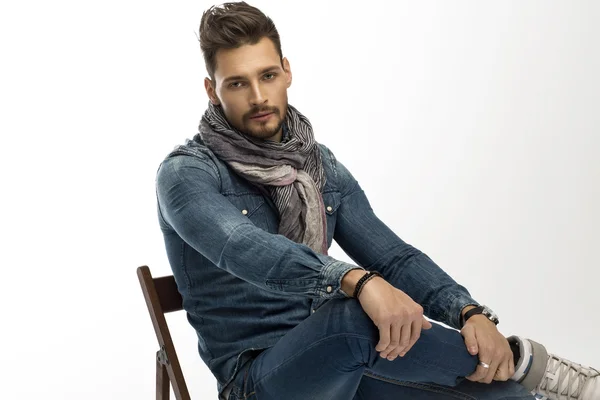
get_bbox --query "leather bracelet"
[356,271,383,299]
[356,274,378,299]
[460,304,481,328]
[352,271,372,298]
[353,271,383,299]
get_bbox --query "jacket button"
[326,286,332,293]
[312,309,315,313]
[241,209,248,215]
[326,206,333,212]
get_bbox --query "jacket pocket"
[323,190,341,215]
[322,190,341,247]
[224,192,269,227]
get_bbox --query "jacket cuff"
[448,295,480,330]
[318,260,365,299]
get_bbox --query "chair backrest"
[137,265,191,400]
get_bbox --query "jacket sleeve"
[155,153,365,300]
[328,147,479,329]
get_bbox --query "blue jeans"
[226,298,534,400]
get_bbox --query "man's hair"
[199,1,283,83]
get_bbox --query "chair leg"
[156,351,170,400]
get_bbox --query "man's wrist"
[461,304,478,318]
[460,304,479,327]
[341,268,367,297]
[461,305,500,328]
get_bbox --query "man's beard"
[244,118,284,139]
[241,108,285,140]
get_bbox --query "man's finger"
[400,319,422,357]
[467,362,490,382]
[383,322,402,359]
[482,359,500,384]
[462,325,478,355]
[392,323,410,357]
[422,316,432,330]
[495,357,512,381]
[403,318,423,356]
[376,323,391,354]
[508,355,516,378]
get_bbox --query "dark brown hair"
[199,2,283,83]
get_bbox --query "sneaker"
[533,353,600,400]
[507,336,600,400]
[508,336,549,391]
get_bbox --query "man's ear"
[204,77,220,105]
[282,57,292,88]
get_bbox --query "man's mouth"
[250,112,274,120]
[250,112,273,121]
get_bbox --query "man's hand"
[461,311,514,384]
[357,276,433,361]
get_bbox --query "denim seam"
[362,373,476,400]
[325,146,338,185]
[212,160,223,192]
[363,244,422,272]
[221,191,263,196]
[179,241,192,299]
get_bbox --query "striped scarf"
[198,101,328,254]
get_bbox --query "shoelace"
[534,354,598,399]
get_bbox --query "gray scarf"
[198,101,328,254]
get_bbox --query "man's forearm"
[344,269,479,328]
[345,269,479,314]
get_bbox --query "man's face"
[205,37,292,142]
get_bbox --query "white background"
[1,1,598,398]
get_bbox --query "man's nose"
[249,82,267,105]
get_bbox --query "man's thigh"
[353,374,535,400]
[238,298,377,400]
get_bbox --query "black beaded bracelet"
[353,271,383,299]
[356,272,382,299]
[352,272,371,298]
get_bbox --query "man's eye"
[229,74,275,88]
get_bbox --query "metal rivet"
[242,209,248,215]
[326,286,332,293]
[312,309,316,313]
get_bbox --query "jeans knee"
[318,298,380,340]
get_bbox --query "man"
[155,2,599,399]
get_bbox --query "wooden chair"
[137,265,191,400]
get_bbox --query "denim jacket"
[155,134,479,399]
